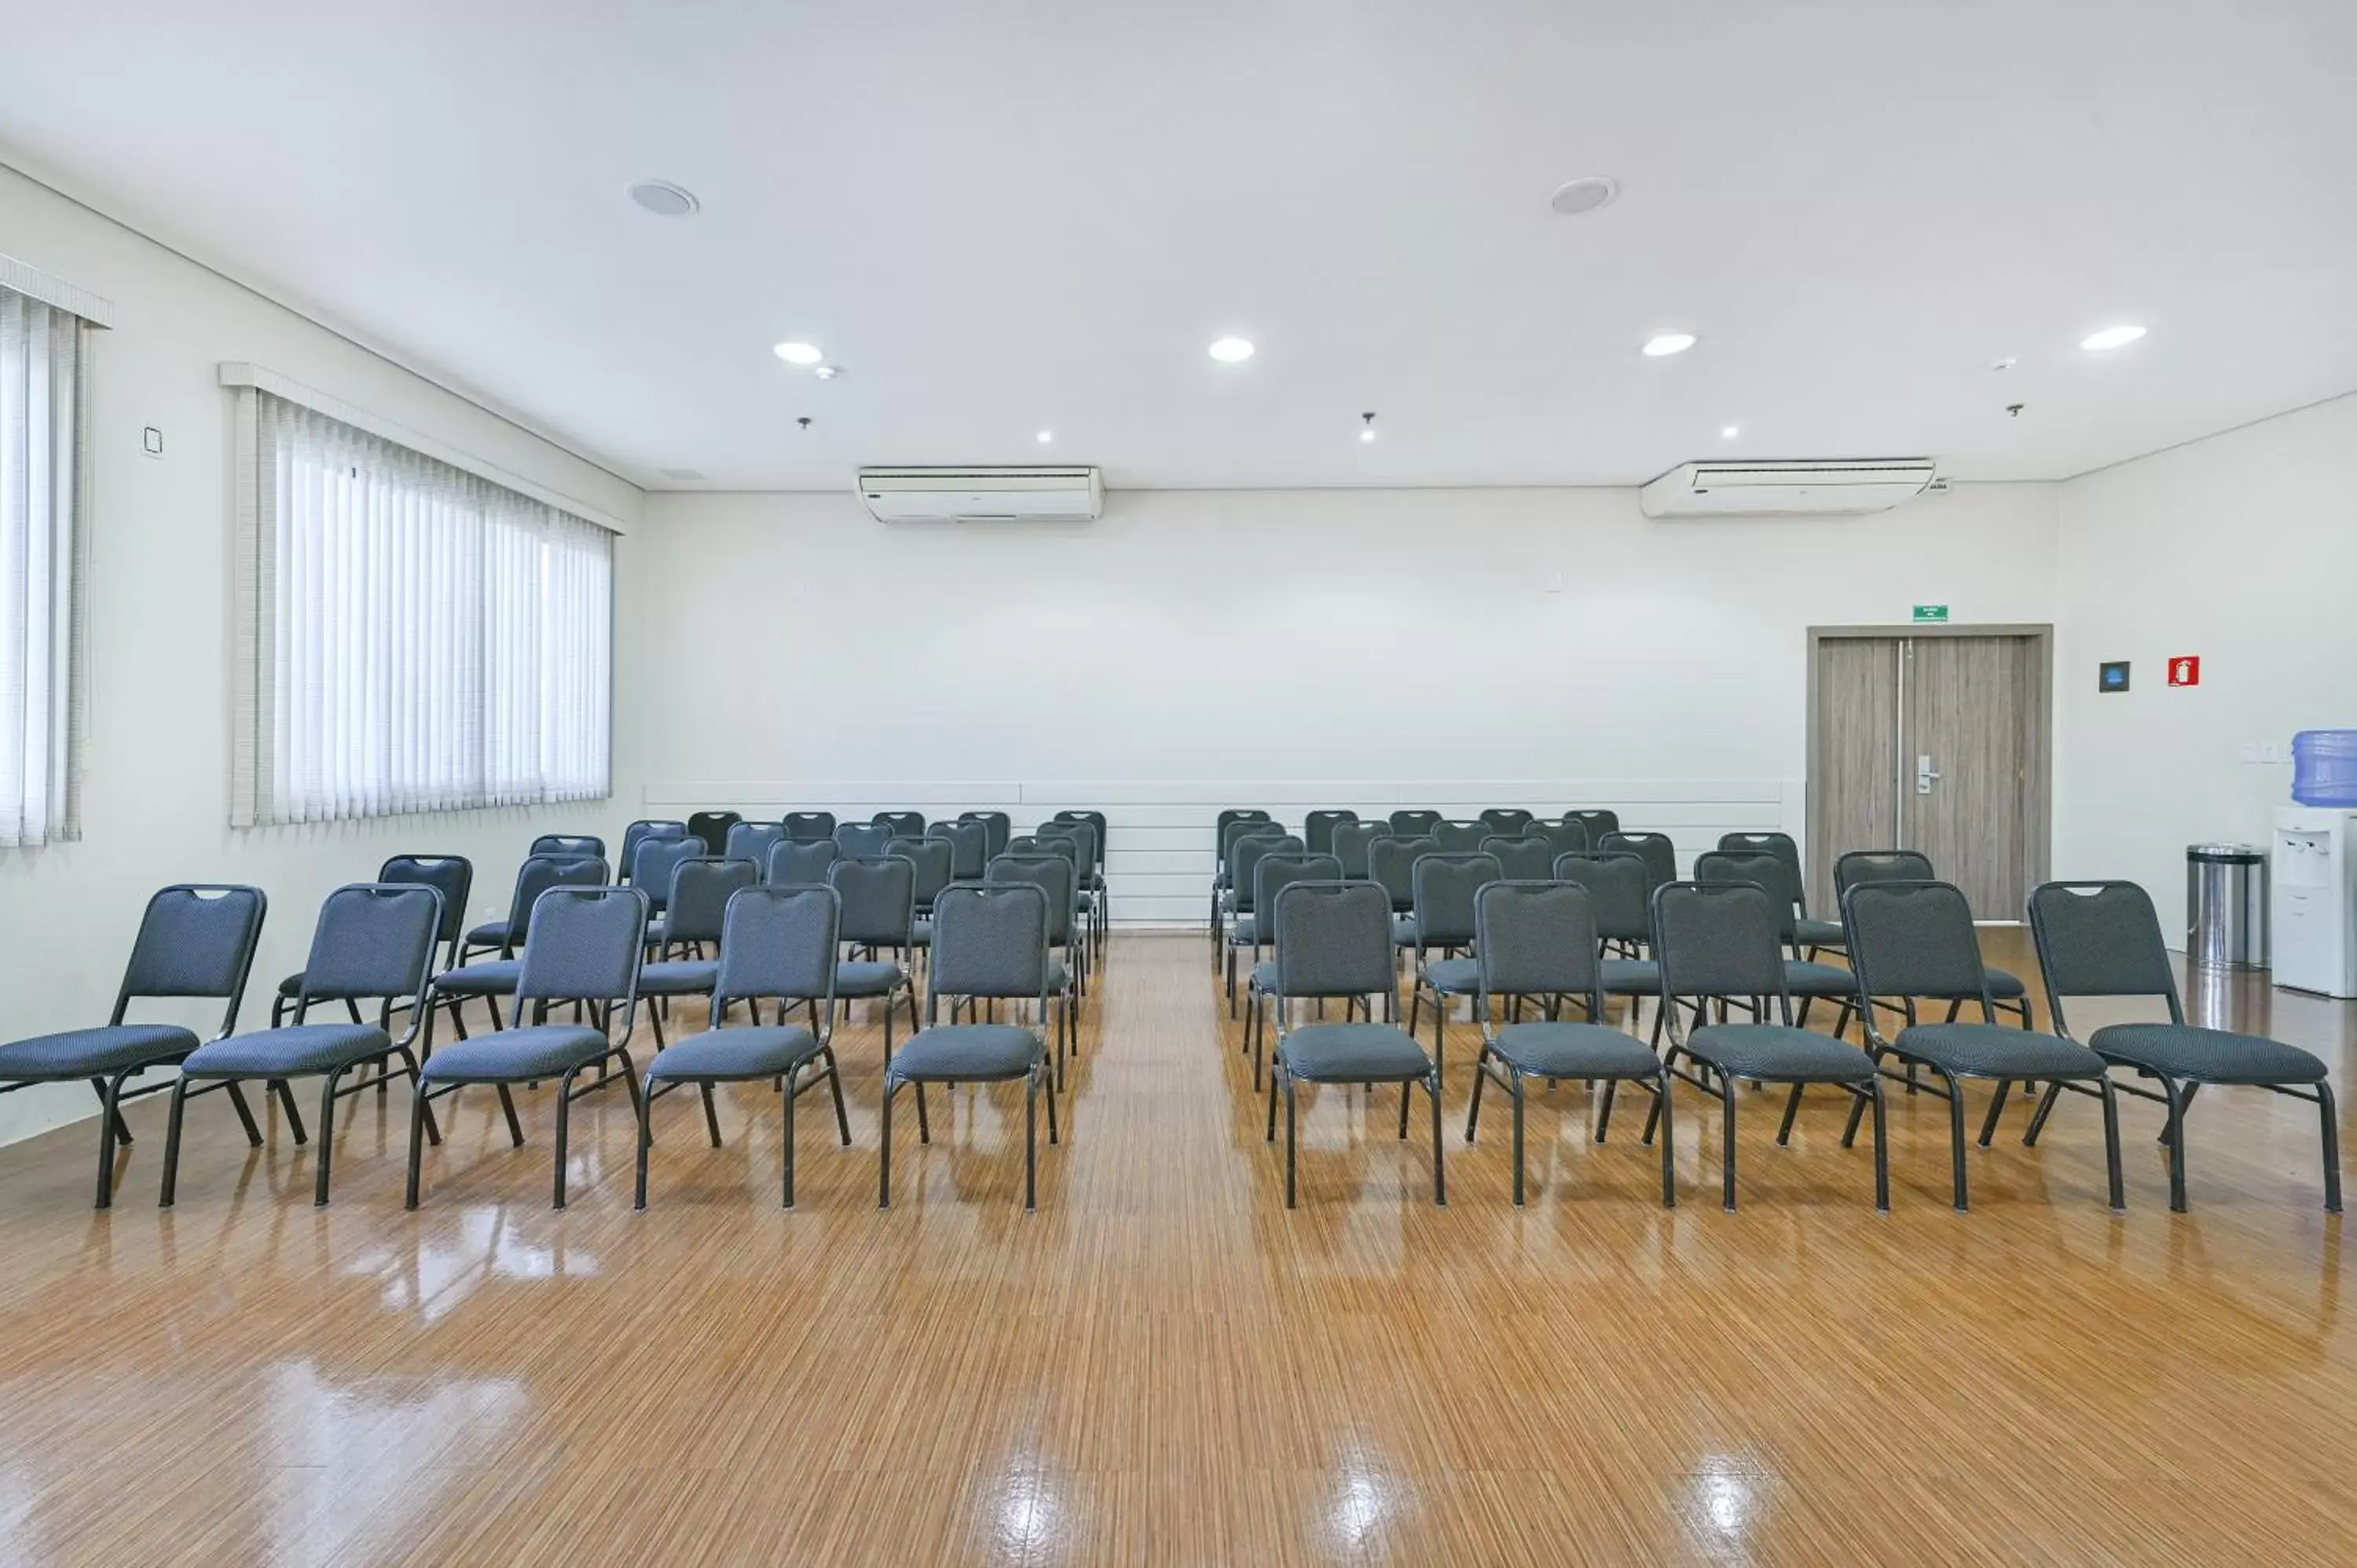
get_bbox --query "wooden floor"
[0,929,2351,1565]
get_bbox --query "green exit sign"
[1912,604,1950,623]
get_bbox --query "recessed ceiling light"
[1359,412,1378,443]
[773,341,823,366]
[1548,176,1620,216]
[1721,425,1739,439]
[1208,336,1255,363]
[2080,324,2146,351]
[812,365,841,380]
[1036,430,1054,444]
[1641,332,1697,357]
[1989,357,2018,372]
[625,180,698,218]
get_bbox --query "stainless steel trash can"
[2187,843,2269,969]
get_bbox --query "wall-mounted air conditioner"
[1640,458,1942,518]
[856,466,1104,523]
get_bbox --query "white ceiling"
[5,0,2355,492]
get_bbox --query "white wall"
[2054,392,2357,926]
[0,163,646,1145]
[624,482,2058,923]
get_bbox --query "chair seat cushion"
[1599,958,1659,995]
[0,1024,200,1079]
[643,918,669,946]
[433,960,522,996]
[1894,1023,2104,1079]
[422,1026,613,1083]
[835,961,907,997]
[1392,915,1418,946]
[1783,961,1859,998]
[887,1024,1041,1083]
[1490,1022,1662,1079]
[464,919,511,949]
[1278,1022,1432,1083]
[184,1024,392,1078]
[910,920,933,946]
[1795,918,1846,948]
[650,1025,820,1081]
[1421,957,1480,995]
[639,960,720,996]
[277,971,305,998]
[1045,959,1072,995]
[2088,1022,2328,1085]
[1686,1024,1874,1083]
[1226,916,1256,945]
[1984,965,2028,1000]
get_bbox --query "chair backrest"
[834,821,895,859]
[726,821,787,863]
[1842,880,1991,1017]
[1717,831,1806,910]
[291,883,443,1016]
[1651,881,1789,1006]
[619,819,687,883]
[514,886,647,1005]
[828,855,918,947]
[927,882,1049,1004]
[115,885,269,1033]
[1230,833,1303,912]
[1388,808,1442,837]
[958,809,1013,858]
[1529,818,1592,859]
[1369,834,1439,912]
[1332,819,1393,878]
[713,885,839,1009]
[783,810,838,843]
[887,836,956,909]
[377,854,473,950]
[1271,881,1395,999]
[1412,852,1501,947]
[663,858,761,946]
[1599,830,1677,892]
[1565,808,1621,841]
[1478,808,1534,835]
[1253,853,1343,940]
[1550,852,1652,943]
[874,810,927,840]
[686,811,742,856]
[1693,849,1799,943]
[508,854,610,944]
[1835,849,1936,895]
[1219,816,1283,874]
[987,853,1076,945]
[530,833,606,859]
[629,838,704,914]
[1475,881,1603,1007]
[926,819,989,878]
[1432,819,1490,854]
[2027,881,2183,1030]
[1480,834,1557,881]
[1038,819,1096,880]
[1303,809,1358,855]
[1215,807,1274,846]
[1051,810,1109,870]
[767,838,841,886]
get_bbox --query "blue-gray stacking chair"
[928,819,988,880]
[1479,833,1557,882]
[1718,831,1835,955]
[783,810,837,843]
[1050,808,1111,936]
[1566,808,1621,841]
[1432,819,1490,854]
[988,852,1083,1075]
[1478,808,1534,835]
[619,819,688,885]
[1021,830,1094,984]
[161,883,445,1208]
[1530,818,1592,860]
[889,835,956,923]
[1263,881,1444,1208]
[880,883,1059,1211]
[636,841,709,943]
[273,854,472,1028]
[2029,880,2341,1213]
[1465,881,1673,1206]
[436,855,610,1033]
[874,809,926,840]
[687,811,741,856]
[1212,816,1284,960]
[0,885,267,1207]
[1241,852,1344,1086]
[726,821,787,866]
[1600,830,1677,896]
[635,885,850,1210]
[1223,833,1303,1013]
[1369,833,1439,958]
[1038,820,1102,951]
[530,833,606,859]
[636,859,760,1044]
[834,820,894,859]
[766,837,839,887]
[1388,808,1442,837]
[1643,881,1889,1212]
[959,809,1013,859]
[1332,819,1392,880]
[405,885,650,1211]
[1694,850,1860,1033]
[1553,852,1658,1029]
[827,855,921,1049]
[1303,809,1358,856]
[1836,850,2033,1031]
[1842,880,2124,1212]
[1406,852,1502,1078]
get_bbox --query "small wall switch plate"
[141,426,164,458]
[2239,742,2260,764]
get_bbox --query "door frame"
[1804,623,2054,921]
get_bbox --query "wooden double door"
[1807,628,2051,922]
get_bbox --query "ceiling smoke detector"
[1547,176,1620,216]
[625,180,699,218]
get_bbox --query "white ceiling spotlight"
[1359,412,1378,443]
[2080,324,2147,350]
[773,341,824,365]
[1547,175,1620,216]
[1036,430,1054,444]
[1208,336,1255,363]
[1721,425,1740,439]
[812,365,841,380]
[625,179,698,217]
[1641,331,1697,357]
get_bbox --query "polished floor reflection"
[0,931,2349,1564]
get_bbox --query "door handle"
[1916,754,1940,796]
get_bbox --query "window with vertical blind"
[230,383,613,826]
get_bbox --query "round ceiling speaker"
[626,180,700,218]
[1548,176,1619,216]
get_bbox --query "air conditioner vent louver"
[1640,458,1940,518]
[856,465,1103,523]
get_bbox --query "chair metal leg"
[1655,1070,1677,1207]
[1721,1080,1738,1211]
[915,1083,931,1143]
[2023,1079,2066,1145]
[1431,1069,1446,1206]
[1025,1068,1039,1211]
[91,1077,135,1146]
[1977,1078,2013,1146]
[878,1079,895,1209]
[272,1079,309,1146]
[1397,1075,1411,1138]
[313,1070,343,1207]
[224,1081,264,1147]
[404,1082,431,1209]
[2159,1075,2190,1212]
[1284,1072,1299,1208]
[2319,1080,2342,1213]
[2099,1076,2125,1211]
[825,1048,851,1144]
[157,1077,192,1207]
[634,1078,656,1210]
[496,1085,526,1147]
[1776,1084,1804,1146]
[552,1072,576,1210]
[1465,1047,1488,1141]
[1510,1072,1526,1207]
[1870,1079,1892,1212]
[1942,1069,1969,1211]
[783,1066,798,1209]
[699,1083,723,1148]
